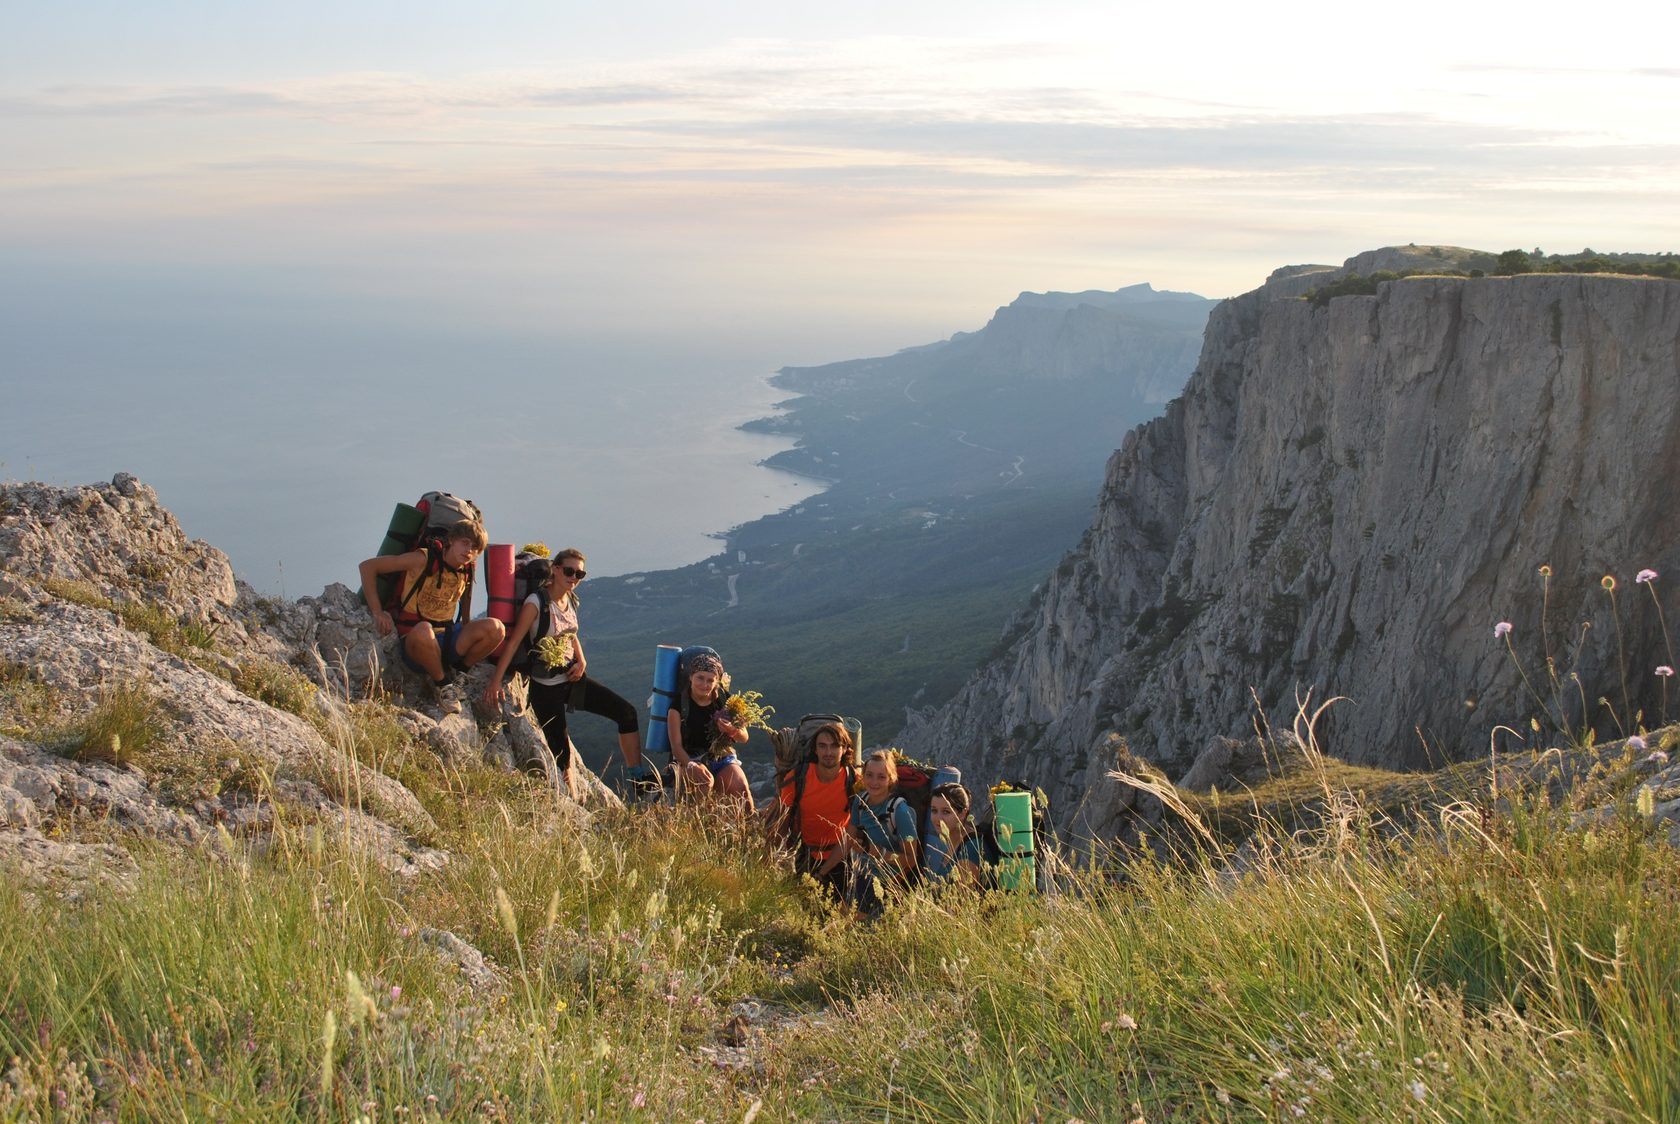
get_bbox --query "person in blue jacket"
[849,750,919,917]
[922,782,983,888]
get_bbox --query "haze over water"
[2,259,825,597]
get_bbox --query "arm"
[667,708,691,766]
[565,634,587,682]
[358,550,424,637]
[481,598,541,707]
[815,831,850,877]
[892,801,921,875]
[714,706,749,745]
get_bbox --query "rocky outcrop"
[901,248,1680,840]
[0,476,618,888]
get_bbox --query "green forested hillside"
[577,286,1213,764]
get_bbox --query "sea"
[1,264,828,599]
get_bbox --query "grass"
[1,709,1676,1120]
[66,681,164,766]
[232,657,318,718]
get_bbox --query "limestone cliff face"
[900,253,1680,840]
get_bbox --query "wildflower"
[1494,621,1513,638]
[1538,564,1552,578]
[1629,735,1648,751]
[1602,575,1617,591]
[1658,666,1674,678]
[536,632,577,671]
[1648,750,1670,765]
[390,985,402,1002]
[631,1090,647,1109]
[1115,1013,1139,1031]
[521,542,551,557]
[1410,1080,1428,1102]
[1637,568,1658,584]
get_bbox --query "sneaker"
[424,677,463,716]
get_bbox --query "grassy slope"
[3,707,1677,1120]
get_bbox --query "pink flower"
[1628,736,1647,751]
[1648,751,1671,766]
[1494,621,1513,638]
[1637,569,1659,584]
[631,1090,647,1110]
[1657,666,1674,678]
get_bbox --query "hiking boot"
[625,762,662,804]
[424,677,463,715]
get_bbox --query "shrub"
[68,682,163,766]
[232,659,318,717]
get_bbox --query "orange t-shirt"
[779,764,850,848]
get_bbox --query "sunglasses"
[560,565,586,580]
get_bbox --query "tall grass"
[2,718,1676,1120]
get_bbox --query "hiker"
[773,721,854,901]
[667,651,752,810]
[480,549,644,801]
[359,519,503,710]
[922,783,983,889]
[849,750,919,917]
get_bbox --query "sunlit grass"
[2,705,1676,1119]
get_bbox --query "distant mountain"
[578,284,1216,755]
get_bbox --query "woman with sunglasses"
[483,548,645,801]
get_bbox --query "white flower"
[1494,621,1513,638]
[1410,1080,1428,1102]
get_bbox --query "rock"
[426,711,484,765]
[901,251,1680,847]
[417,927,503,993]
[1178,733,1309,792]
[0,829,140,898]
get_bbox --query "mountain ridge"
[898,247,1680,843]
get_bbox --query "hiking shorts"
[399,621,464,675]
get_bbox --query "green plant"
[67,682,163,765]
[232,658,317,717]
[41,576,115,612]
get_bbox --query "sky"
[5,1,1678,350]
[3,1,1679,589]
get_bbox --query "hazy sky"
[5,0,1678,363]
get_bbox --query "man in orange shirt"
[775,722,855,901]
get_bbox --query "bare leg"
[403,626,445,681]
[454,618,505,668]
[715,761,755,814]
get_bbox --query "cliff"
[899,249,1680,841]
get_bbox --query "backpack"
[773,714,862,848]
[499,553,568,680]
[978,779,1055,893]
[374,491,483,627]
